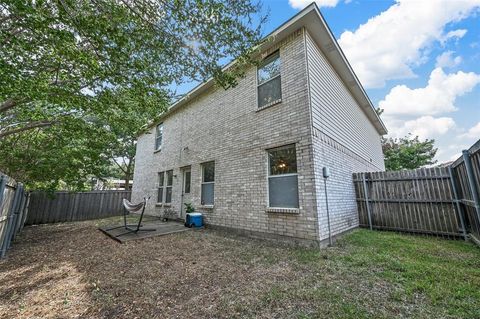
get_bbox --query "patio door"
[180,167,192,219]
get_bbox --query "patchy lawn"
[0,217,479,319]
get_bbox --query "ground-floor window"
[201,161,215,205]
[267,144,299,208]
[157,169,173,204]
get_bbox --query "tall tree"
[382,135,438,171]
[0,0,265,189]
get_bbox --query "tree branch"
[0,120,53,139]
[112,157,128,175]
[0,99,18,113]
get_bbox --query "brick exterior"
[132,27,385,246]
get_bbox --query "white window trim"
[201,162,215,206]
[256,51,282,109]
[154,123,163,152]
[157,170,173,204]
[266,145,299,210]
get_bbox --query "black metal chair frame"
[105,197,156,237]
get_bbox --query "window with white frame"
[201,161,215,205]
[157,172,164,203]
[157,170,173,204]
[257,51,281,108]
[155,123,163,151]
[267,144,299,208]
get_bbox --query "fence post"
[0,182,21,257]
[448,166,467,240]
[463,150,480,225]
[362,173,373,230]
[0,175,6,206]
[13,184,25,239]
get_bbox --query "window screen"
[267,145,299,208]
[155,123,163,150]
[201,162,215,205]
[257,51,281,108]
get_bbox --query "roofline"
[142,2,387,135]
[310,5,387,134]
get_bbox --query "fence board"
[354,167,461,238]
[451,140,480,242]
[0,173,29,259]
[25,190,131,225]
[354,138,480,244]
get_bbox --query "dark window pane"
[165,186,172,203]
[268,175,299,208]
[166,170,173,186]
[258,76,281,108]
[268,145,297,175]
[258,53,280,84]
[201,183,214,205]
[203,162,215,182]
[158,172,164,187]
[155,124,163,150]
[184,171,191,194]
[157,187,163,203]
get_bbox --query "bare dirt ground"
[1,217,479,319]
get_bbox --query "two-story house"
[132,3,387,247]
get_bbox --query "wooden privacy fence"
[354,138,480,243]
[0,174,29,259]
[26,190,131,225]
[353,167,464,238]
[450,139,480,244]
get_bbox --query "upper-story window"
[267,144,299,208]
[155,123,163,151]
[257,51,281,108]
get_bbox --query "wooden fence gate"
[26,190,131,225]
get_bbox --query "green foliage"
[382,135,438,171]
[184,203,195,214]
[0,0,265,189]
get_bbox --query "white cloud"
[441,29,468,44]
[338,0,480,88]
[289,0,340,9]
[387,116,456,140]
[380,67,480,116]
[435,51,462,68]
[460,122,480,138]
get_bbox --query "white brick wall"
[132,28,385,245]
[133,29,320,243]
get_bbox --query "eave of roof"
[142,3,387,135]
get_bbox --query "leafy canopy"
[0,0,265,189]
[382,135,438,171]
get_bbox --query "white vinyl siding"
[305,31,384,169]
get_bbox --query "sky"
[181,0,480,163]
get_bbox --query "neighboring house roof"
[144,3,387,135]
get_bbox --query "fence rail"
[26,190,131,225]
[0,173,29,259]
[450,139,480,244]
[353,167,464,238]
[354,138,480,244]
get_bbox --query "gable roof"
[144,3,387,135]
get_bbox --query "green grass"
[3,220,479,319]
[280,230,480,318]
